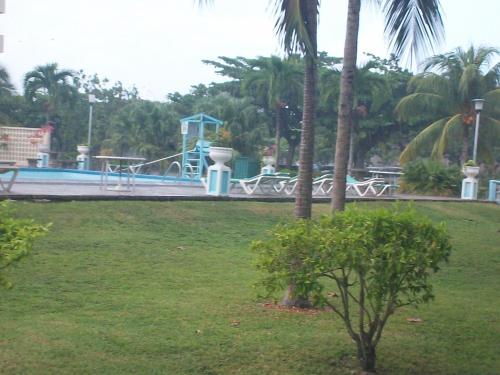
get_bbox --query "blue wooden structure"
[488,180,500,202]
[179,113,223,179]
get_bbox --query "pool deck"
[0,180,483,203]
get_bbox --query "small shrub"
[0,202,49,288]
[253,205,452,372]
[401,160,462,196]
[463,159,477,167]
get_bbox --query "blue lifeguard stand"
[180,113,223,179]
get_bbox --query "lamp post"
[87,94,96,168]
[472,98,484,163]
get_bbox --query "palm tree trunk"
[332,0,361,212]
[294,2,317,220]
[286,142,295,168]
[275,106,282,171]
[283,0,318,308]
[348,112,358,174]
[294,57,317,218]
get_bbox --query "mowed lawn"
[0,201,499,374]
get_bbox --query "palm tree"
[396,46,500,164]
[24,63,76,123]
[0,66,15,96]
[347,60,392,172]
[243,55,303,169]
[198,0,319,219]
[331,0,445,211]
[273,0,319,220]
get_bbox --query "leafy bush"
[0,202,49,288]
[401,160,462,196]
[253,206,452,372]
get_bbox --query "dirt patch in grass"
[261,303,329,316]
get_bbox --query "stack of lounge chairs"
[236,172,393,197]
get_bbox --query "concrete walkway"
[0,180,475,203]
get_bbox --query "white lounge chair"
[312,175,392,197]
[278,174,334,196]
[239,173,291,195]
[346,177,390,197]
[0,161,19,193]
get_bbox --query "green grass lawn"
[0,201,499,374]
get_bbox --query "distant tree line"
[0,47,498,171]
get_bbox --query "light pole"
[472,98,485,163]
[87,94,96,168]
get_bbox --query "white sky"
[1,0,499,101]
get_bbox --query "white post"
[472,110,481,163]
[471,98,484,163]
[206,147,232,196]
[87,94,96,169]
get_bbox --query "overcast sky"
[1,0,499,101]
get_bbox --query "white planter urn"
[461,166,479,200]
[206,147,233,196]
[77,145,89,155]
[261,155,275,175]
[462,166,479,179]
[209,146,233,165]
[76,145,90,170]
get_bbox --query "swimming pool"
[9,168,198,184]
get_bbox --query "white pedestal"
[461,166,479,200]
[36,152,49,168]
[77,145,89,170]
[76,154,89,170]
[461,177,478,200]
[206,147,232,196]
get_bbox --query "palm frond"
[483,61,500,88]
[382,0,444,63]
[395,92,445,121]
[458,64,482,100]
[432,114,462,159]
[399,117,448,164]
[484,88,500,115]
[272,0,319,56]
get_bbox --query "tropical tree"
[23,63,76,121]
[243,55,303,168]
[396,45,500,165]
[194,92,269,156]
[23,63,77,150]
[331,0,445,211]
[0,66,23,125]
[197,0,319,220]
[0,66,15,96]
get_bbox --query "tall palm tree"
[273,0,319,220]
[331,0,445,211]
[23,63,76,123]
[198,0,319,219]
[347,60,392,172]
[0,66,15,96]
[396,45,500,164]
[243,55,303,169]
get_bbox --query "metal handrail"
[183,163,195,180]
[162,161,181,180]
[130,152,183,172]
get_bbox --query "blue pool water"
[6,168,195,184]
